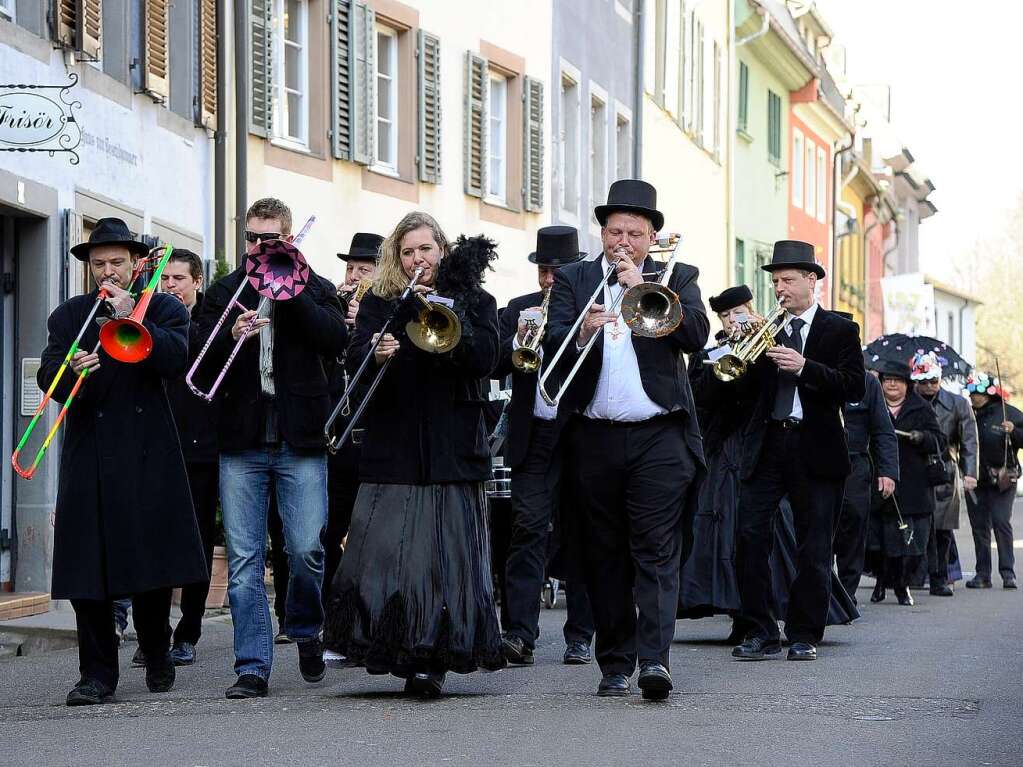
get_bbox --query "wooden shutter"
[522,76,544,212]
[463,51,488,198]
[143,0,170,101]
[330,0,352,160]
[198,0,217,129]
[248,0,273,137]
[79,0,102,58]
[62,208,84,300]
[350,1,375,165]
[54,0,77,48]
[417,30,442,184]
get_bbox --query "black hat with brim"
[528,225,586,267]
[761,239,826,279]
[709,285,754,313]
[878,359,912,382]
[70,217,150,262]
[337,232,384,262]
[594,179,665,232]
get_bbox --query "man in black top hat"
[731,241,864,662]
[494,225,595,668]
[39,218,207,704]
[545,180,709,699]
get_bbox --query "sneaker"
[66,678,114,706]
[562,641,592,665]
[298,637,326,682]
[145,654,176,693]
[323,648,348,669]
[170,642,197,666]
[131,647,147,667]
[501,634,534,665]
[225,674,268,699]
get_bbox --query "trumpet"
[511,287,551,373]
[705,303,790,382]
[339,278,373,304]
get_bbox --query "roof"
[925,275,983,305]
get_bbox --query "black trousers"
[967,483,1017,579]
[572,414,696,676]
[323,443,361,610]
[737,423,844,645]
[504,418,594,649]
[72,588,172,690]
[173,462,219,646]
[928,527,954,587]
[834,453,872,600]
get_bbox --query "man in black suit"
[544,179,709,699]
[732,241,865,662]
[494,226,595,668]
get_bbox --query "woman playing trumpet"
[323,211,505,697]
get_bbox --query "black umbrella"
[864,334,972,380]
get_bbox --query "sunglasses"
[244,230,282,244]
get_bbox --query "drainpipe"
[234,0,248,264]
[725,0,734,287]
[214,0,227,267]
[633,0,645,178]
[736,6,769,47]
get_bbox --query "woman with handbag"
[964,372,1023,589]
[869,360,946,606]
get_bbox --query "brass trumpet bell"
[621,283,683,338]
[406,295,461,353]
[511,346,541,373]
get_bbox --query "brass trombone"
[704,303,791,382]
[511,287,551,373]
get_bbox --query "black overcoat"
[885,389,946,518]
[38,291,207,600]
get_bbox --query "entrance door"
[0,216,15,586]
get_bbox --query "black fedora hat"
[594,179,664,232]
[337,232,384,262]
[528,225,586,267]
[708,285,753,313]
[70,217,149,262]
[761,240,825,279]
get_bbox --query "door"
[0,216,15,585]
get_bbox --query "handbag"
[926,454,953,487]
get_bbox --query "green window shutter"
[330,0,352,160]
[522,75,544,212]
[417,29,442,184]
[737,61,749,132]
[767,89,781,165]
[734,238,745,286]
[248,0,272,137]
[463,51,488,198]
[350,1,375,165]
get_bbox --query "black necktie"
[772,317,806,420]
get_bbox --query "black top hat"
[337,232,384,262]
[594,179,664,232]
[761,240,825,279]
[708,285,753,313]
[70,217,149,262]
[528,225,586,267]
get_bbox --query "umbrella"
[864,334,972,380]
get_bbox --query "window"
[615,111,631,180]
[817,146,827,223]
[712,40,721,157]
[0,0,13,21]
[804,140,816,218]
[486,72,508,203]
[737,61,749,133]
[947,311,955,345]
[373,25,399,172]
[767,90,781,166]
[694,20,705,144]
[559,70,580,216]
[755,248,773,315]
[664,0,681,116]
[273,0,308,147]
[590,92,607,208]
[735,239,745,287]
[792,129,804,208]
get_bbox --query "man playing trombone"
[543,180,709,699]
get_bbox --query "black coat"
[493,291,573,469]
[973,398,1023,484]
[38,292,207,600]
[687,346,753,455]
[885,389,946,518]
[196,265,347,452]
[739,308,865,480]
[543,255,710,466]
[843,371,900,481]
[351,288,499,484]
[164,293,218,464]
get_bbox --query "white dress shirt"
[581,257,667,422]
[781,301,818,420]
[511,333,559,421]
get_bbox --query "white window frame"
[664,0,681,118]
[614,102,633,182]
[804,139,816,219]
[272,0,310,150]
[558,60,582,225]
[589,83,608,220]
[0,0,13,21]
[372,24,399,175]
[485,70,508,205]
[792,128,804,209]
[816,145,828,224]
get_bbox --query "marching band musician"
[196,198,347,699]
[494,226,595,668]
[544,179,709,700]
[732,241,865,663]
[41,219,206,705]
[323,212,505,698]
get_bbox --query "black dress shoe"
[226,674,269,699]
[731,636,781,661]
[965,576,992,589]
[1004,576,1017,590]
[145,653,176,693]
[597,673,631,697]
[563,641,592,665]
[408,671,445,698]
[637,662,672,701]
[501,634,534,665]
[870,582,886,602]
[131,647,147,667]
[894,587,914,606]
[297,637,326,682]
[929,584,954,597]
[170,641,197,665]
[787,642,817,661]
[66,678,114,706]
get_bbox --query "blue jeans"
[220,444,327,680]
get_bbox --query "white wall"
[932,287,977,365]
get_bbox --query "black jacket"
[196,265,347,452]
[38,292,207,600]
[351,288,499,484]
[843,371,899,481]
[974,398,1023,484]
[885,389,946,517]
[543,255,709,465]
[739,307,865,480]
[165,293,218,464]
[687,345,754,456]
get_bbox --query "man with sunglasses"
[197,198,347,699]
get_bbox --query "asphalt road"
[2,503,1021,767]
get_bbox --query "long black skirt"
[323,482,505,676]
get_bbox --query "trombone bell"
[406,296,461,354]
[511,347,541,373]
[621,283,683,338]
[99,318,153,363]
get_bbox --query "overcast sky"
[814,0,1020,280]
